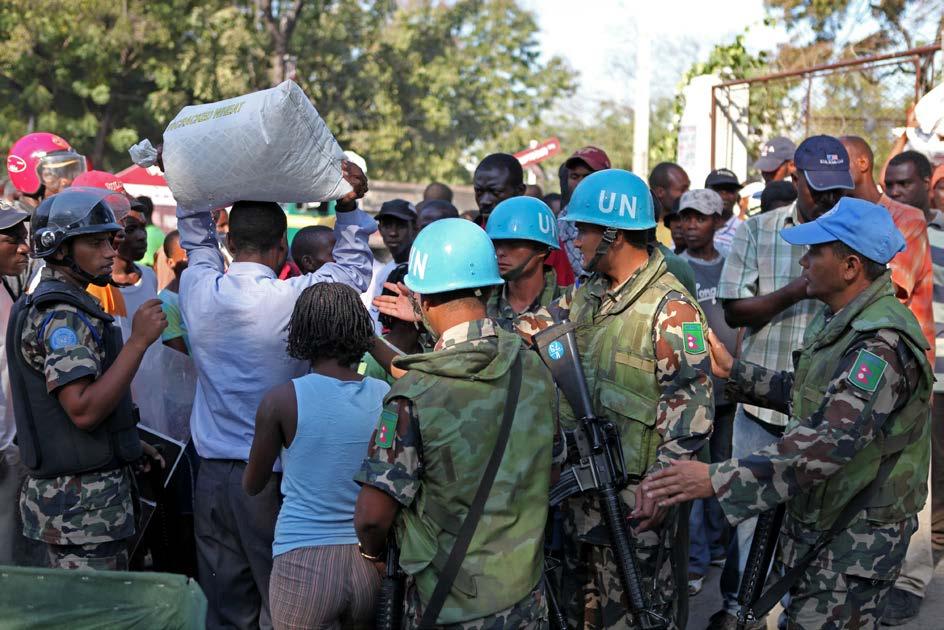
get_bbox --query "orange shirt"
[85,283,127,317]
[879,194,935,364]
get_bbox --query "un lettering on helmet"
[538,212,555,237]
[410,247,429,280]
[598,191,638,218]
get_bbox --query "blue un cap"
[779,197,905,264]
[793,135,854,191]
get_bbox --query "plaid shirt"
[717,202,818,427]
[926,209,944,391]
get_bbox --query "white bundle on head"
[155,81,353,215]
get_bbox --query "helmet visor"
[42,186,127,231]
[39,151,87,192]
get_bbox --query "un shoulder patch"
[682,322,706,355]
[848,349,887,393]
[374,408,398,449]
[48,327,79,351]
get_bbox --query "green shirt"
[144,224,166,268]
[158,288,189,352]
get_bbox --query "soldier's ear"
[844,254,863,281]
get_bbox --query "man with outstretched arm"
[643,198,932,629]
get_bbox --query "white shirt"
[361,259,395,334]
[116,264,158,342]
[0,286,15,451]
[178,208,377,461]
[713,215,743,259]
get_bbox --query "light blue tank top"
[273,373,390,557]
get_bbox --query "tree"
[765,0,944,49]
[0,0,270,169]
[324,0,575,181]
[255,0,306,84]
[0,0,572,182]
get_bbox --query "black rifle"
[375,537,405,630]
[533,321,668,630]
[736,504,784,630]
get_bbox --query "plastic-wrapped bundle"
[158,80,352,214]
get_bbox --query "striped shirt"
[926,209,944,391]
[713,215,743,258]
[879,195,935,367]
[717,202,819,427]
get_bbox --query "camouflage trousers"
[560,502,680,630]
[45,539,129,571]
[776,563,893,630]
[403,579,548,629]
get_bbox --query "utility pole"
[632,16,651,176]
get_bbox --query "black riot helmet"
[31,187,125,258]
[31,187,125,286]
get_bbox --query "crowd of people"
[1,120,944,630]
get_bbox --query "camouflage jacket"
[355,318,559,624]
[552,250,714,541]
[486,268,567,341]
[19,267,135,545]
[711,292,926,578]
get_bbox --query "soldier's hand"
[707,329,733,379]
[129,299,168,349]
[784,275,809,302]
[373,282,422,323]
[641,460,714,508]
[337,160,368,211]
[630,485,667,533]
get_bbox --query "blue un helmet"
[485,196,560,250]
[562,169,656,231]
[405,218,504,294]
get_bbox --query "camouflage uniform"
[547,248,714,629]
[486,268,567,340]
[18,267,135,570]
[711,273,931,628]
[355,319,562,629]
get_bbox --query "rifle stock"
[533,321,668,630]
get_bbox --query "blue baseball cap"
[793,135,854,191]
[779,197,904,264]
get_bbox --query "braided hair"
[286,282,375,367]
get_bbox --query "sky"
[520,0,791,109]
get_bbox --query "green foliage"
[0,0,572,182]
[765,0,854,41]
[658,33,773,167]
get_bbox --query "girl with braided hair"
[244,282,389,630]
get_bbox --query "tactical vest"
[7,279,142,478]
[566,248,706,478]
[391,329,555,624]
[787,274,932,530]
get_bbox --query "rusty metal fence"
[710,44,943,172]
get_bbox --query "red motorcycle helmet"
[6,132,87,197]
